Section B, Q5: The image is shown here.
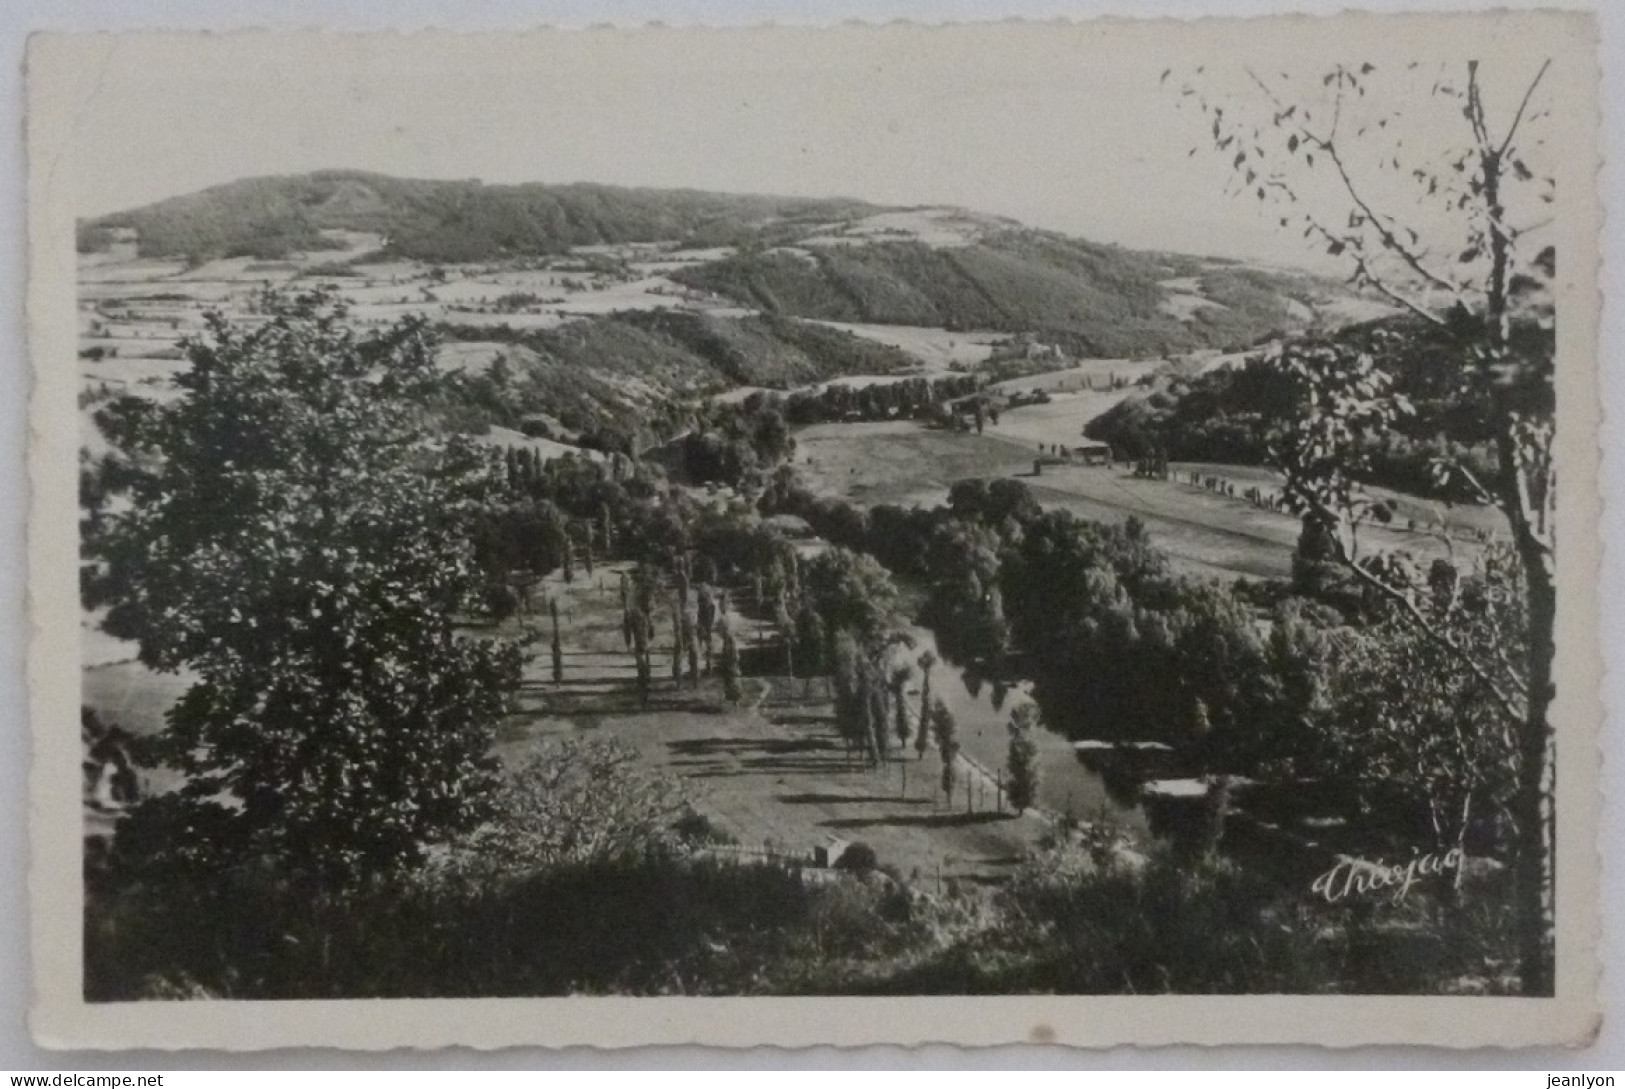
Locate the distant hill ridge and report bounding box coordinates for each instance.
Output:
[78,170,885,263]
[670,232,1342,357]
[80,170,1370,360]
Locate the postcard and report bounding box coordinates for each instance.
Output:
[27,10,1603,1049]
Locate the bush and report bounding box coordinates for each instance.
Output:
[671,809,736,845]
[991,849,1333,994]
[834,841,879,873]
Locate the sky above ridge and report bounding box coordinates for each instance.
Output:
[49,19,1564,274]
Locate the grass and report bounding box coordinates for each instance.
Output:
[494,563,1050,885]
[795,421,1037,509]
[1172,460,1509,541]
[793,419,1296,580]
[795,414,1492,582]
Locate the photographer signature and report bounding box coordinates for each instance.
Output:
[1311,848,1464,905]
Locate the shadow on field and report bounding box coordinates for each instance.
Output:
[777,792,932,807]
[821,812,1011,830]
[662,735,860,779]
[769,713,835,728]
[671,757,859,779]
[977,855,1027,867]
[523,688,727,715]
[668,736,837,757]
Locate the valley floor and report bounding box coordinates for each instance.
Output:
[487,563,1058,887]
[796,402,1502,583]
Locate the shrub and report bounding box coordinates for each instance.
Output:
[994,848,1333,994]
[834,841,879,873]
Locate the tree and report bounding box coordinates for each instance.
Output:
[448,737,687,877]
[696,585,717,676]
[775,595,797,689]
[915,650,936,759]
[890,664,913,750]
[599,501,616,558]
[628,571,655,706]
[796,603,826,699]
[867,665,890,762]
[619,573,633,648]
[558,521,575,584]
[549,597,564,686]
[931,697,960,805]
[86,291,520,881]
[1006,703,1041,815]
[939,749,960,807]
[802,547,901,648]
[831,632,871,761]
[632,612,652,706]
[671,593,685,684]
[682,603,700,688]
[719,620,742,704]
[1181,58,1558,992]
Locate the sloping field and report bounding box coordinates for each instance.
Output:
[493,564,1052,883]
[794,418,1478,582]
[475,426,603,462]
[988,388,1137,449]
[1022,471,1297,581]
[795,421,1037,509]
[1173,461,1510,542]
[806,321,1006,370]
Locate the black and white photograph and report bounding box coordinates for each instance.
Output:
[24,10,1604,1050]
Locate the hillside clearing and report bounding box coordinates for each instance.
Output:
[795,418,1486,581]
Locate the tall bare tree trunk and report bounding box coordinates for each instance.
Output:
[1512,512,1557,995]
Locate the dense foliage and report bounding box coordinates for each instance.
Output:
[767,475,1522,858]
[78,170,879,263]
[1178,56,1558,993]
[671,233,1323,355]
[1083,315,1555,500]
[86,831,1515,999]
[434,310,916,450]
[83,291,521,880]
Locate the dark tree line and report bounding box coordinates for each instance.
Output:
[771,473,1525,870]
[1084,325,1517,503]
[733,373,983,428]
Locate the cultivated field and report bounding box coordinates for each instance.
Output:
[796,410,1496,582]
[796,421,1037,509]
[805,321,1007,371]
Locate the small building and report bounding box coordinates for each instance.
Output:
[1072,441,1114,467]
[813,835,852,868]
